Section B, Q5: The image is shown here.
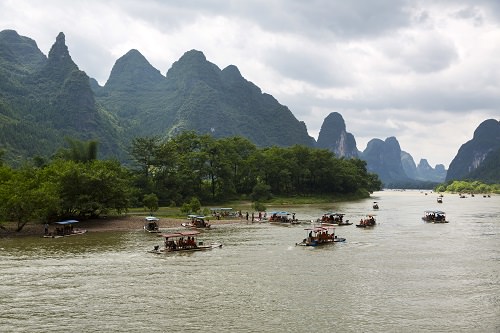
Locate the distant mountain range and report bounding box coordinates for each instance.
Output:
[315,112,447,186]
[0,30,498,185]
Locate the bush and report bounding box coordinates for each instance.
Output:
[250,182,271,201]
[253,201,266,212]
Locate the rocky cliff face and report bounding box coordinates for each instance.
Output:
[37,33,100,132]
[316,112,358,158]
[446,119,500,181]
[401,151,418,179]
[360,136,410,185]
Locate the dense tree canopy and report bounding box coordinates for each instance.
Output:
[129,132,382,205]
[0,155,132,231]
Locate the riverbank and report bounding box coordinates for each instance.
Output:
[0,215,244,237]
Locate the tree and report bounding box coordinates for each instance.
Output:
[0,166,59,231]
[250,182,271,201]
[130,136,161,179]
[180,197,202,215]
[54,138,99,162]
[0,149,5,166]
[143,193,159,214]
[42,159,132,218]
[127,132,381,204]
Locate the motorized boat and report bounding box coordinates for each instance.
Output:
[373,202,379,209]
[144,216,160,233]
[296,225,346,246]
[356,215,376,228]
[181,215,211,229]
[437,197,443,203]
[210,207,236,219]
[43,219,87,238]
[268,211,299,224]
[422,210,449,223]
[149,230,222,253]
[318,212,352,225]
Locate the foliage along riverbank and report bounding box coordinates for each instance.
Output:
[434,180,500,194]
[0,133,381,232]
[1,191,371,236]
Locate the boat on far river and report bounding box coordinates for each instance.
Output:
[43,220,87,238]
[422,210,449,223]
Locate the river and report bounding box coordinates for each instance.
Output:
[1,190,499,332]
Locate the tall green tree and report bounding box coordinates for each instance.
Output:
[0,166,59,231]
[143,193,159,214]
[54,138,99,162]
[130,136,162,179]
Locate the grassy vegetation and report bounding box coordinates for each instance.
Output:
[265,192,370,205]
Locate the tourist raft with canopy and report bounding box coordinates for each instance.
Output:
[422,210,448,223]
[356,215,376,228]
[44,220,87,238]
[296,225,346,247]
[318,212,352,226]
[181,215,211,229]
[144,216,160,233]
[149,230,222,253]
[268,211,299,224]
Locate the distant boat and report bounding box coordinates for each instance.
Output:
[437,197,443,203]
[372,202,379,209]
[422,210,449,223]
[44,219,87,238]
[356,215,376,228]
[317,212,352,226]
[181,215,211,229]
[268,211,299,224]
[144,216,160,233]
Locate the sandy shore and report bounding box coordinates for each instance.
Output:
[79,215,243,231]
[0,215,245,236]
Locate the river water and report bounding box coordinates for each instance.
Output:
[1,190,499,332]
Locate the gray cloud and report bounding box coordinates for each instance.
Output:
[264,47,354,88]
[231,0,413,39]
[393,34,458,73]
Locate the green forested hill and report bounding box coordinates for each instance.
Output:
[0,30,314,165]
[0,30,124,164]
[96,49,315,147]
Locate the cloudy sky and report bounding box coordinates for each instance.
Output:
[1,0,499,168]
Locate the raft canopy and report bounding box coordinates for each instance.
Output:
[54,220,79,225]
[424,210,445,214]
[161,230,200,238]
